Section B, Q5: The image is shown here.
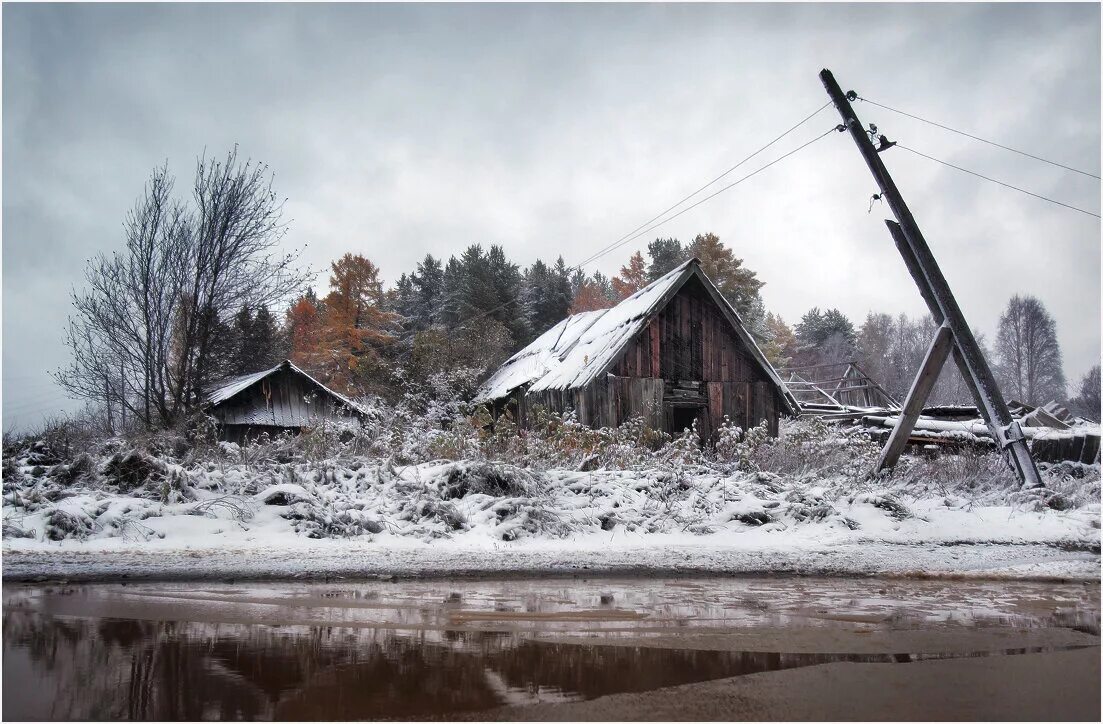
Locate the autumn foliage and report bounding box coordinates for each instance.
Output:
[288,254,399,394]
[611,251,648,300]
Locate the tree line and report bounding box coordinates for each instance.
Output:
[764,296,1099,419]
[57,150,1100,433]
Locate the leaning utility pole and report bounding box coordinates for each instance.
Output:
[819,68,1043,489]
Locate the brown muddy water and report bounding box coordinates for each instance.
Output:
[2,577,1099,720]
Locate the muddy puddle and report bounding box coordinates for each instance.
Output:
[3,577,1099,720]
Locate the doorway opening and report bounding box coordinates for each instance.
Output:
[669,405,703,438]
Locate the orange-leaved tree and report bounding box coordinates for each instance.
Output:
[611,251,648,300]
[570,280,615,314]
[287,290,325,371]
[318,254,399,394]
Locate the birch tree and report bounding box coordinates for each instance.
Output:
[994,294,1067,405]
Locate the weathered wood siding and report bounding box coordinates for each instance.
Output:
[612,276,763,383]
[211,366,360,440]
[522,276,784,439]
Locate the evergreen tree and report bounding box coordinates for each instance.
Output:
[549,257,573,319]
[794,307,857,367]
[569,268,587,299]
[522,258,571,336]
[250,304,284,369]
[393,273,418,330]
[591,271,617,304]
[646,237,688,280]
[687,233,765,323]
[439,256,465,329]
[487,244,527,343]
[412,254,445,330]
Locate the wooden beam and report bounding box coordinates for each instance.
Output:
[876,323,954,472]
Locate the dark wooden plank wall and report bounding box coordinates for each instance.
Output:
[609,276,781,437]
[613,277,761,384]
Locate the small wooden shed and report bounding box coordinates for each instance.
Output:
[204,360,365,443]
[474,258,798,440]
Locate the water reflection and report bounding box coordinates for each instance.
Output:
[3,577,1100,720]
[3,609,1093,721]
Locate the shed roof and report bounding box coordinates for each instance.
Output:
[475,259,797,413]
[204,360,366,420]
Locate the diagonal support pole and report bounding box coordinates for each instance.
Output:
[875,322,953,472]
[820,68,1043,488]
[885,221,985,414]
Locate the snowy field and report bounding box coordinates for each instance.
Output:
[3,418,1099,582]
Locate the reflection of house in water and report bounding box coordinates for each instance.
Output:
[204,360,365,444]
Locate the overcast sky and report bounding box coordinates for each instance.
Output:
[3,2,1100,430]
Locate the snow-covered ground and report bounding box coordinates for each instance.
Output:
[4,443,1099,581]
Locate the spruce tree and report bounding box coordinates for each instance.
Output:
[646,238,688,280]
[412,254,444,330]
[251,304,283,369]
[440,256,465,329]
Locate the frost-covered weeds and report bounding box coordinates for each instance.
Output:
[3,405,1099,546]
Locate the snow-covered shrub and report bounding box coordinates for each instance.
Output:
[2,516,35,539]
[43,508,96,541]
[290,503,386,539]
[851,492,914,521]
[415,498,468,531]
[52,453,96,486]
[746,418,880,484]
[101,450,168,494]
[714,417,744,464]
[441,462,544,499]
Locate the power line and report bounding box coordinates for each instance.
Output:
[897,144,1101,219]
[576,100,834,269]
[858,96,1101,180]
[400,102,837,332]
[580,125,840,268]
[453,124,840,333]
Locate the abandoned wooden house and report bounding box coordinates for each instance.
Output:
[474,258,798,440]
[204,360,365,443]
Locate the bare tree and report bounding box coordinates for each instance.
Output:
[55,148,309,429]
[1070,364,1101,422]
[993,294,1067,406]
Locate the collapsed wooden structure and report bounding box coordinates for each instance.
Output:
[799,398,1101,465]
[475,259,798,440]
[781,361,900,411]
[204,360,365,443]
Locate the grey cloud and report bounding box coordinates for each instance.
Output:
[3,2,1099,430]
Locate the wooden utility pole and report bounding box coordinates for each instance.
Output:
[819,68,1043,488]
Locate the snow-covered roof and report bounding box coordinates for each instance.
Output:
[475,259,797,412]
[204,360,366,417]
[473,309,608,402]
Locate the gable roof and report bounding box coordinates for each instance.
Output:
[205,360,366,418]
[475,259,797,413]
